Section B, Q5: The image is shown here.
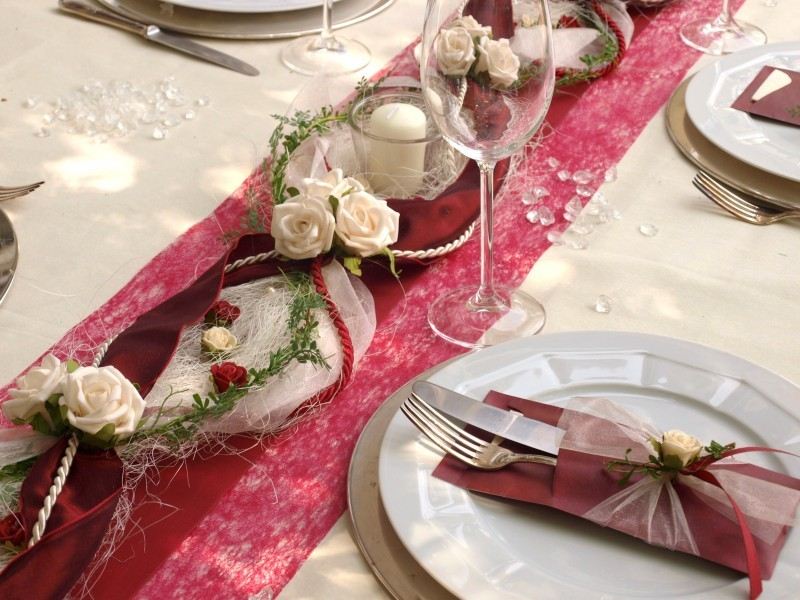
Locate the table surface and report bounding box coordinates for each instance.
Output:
[1,0,799,598]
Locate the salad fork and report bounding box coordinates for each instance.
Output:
[0,181,44,202]
[401,393,557,470]
[693,171,800,225]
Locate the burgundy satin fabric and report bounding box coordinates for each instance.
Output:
[433,392,800,591]
[0,438,123,600]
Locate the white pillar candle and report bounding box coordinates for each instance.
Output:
[367,102,427,197]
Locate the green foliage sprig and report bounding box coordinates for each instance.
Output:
[556,18,620,87]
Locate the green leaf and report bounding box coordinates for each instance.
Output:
[30,413,54,436]
[662,454,685,470]
[94,422,117,442]
[342,256,363,277]
[65,359,80,373]
[380,246,399,278]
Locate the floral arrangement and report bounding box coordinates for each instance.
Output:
[270,168,399,276]
[435,15,525,89]
[607,428,735,486]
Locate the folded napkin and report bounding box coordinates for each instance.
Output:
[433,392,800,599]
[731,66,800,127]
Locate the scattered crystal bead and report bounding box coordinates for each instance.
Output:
[195,96,210,107]
[525,209,539,223]
[571,170,593,185]
[556,169,571,182]
[546,231,562,244]
[522,192,539,206]
[571,221,594,235]
[546,156,560,169]
[594,295,612,314]
[590,191,607,205]
[161,114,182,128]
[565,196,583,215]
[566,235,588,250]
[34,127,50,138]
[563,211,576,222]
[23,96,40,108]
[183,109,196,120]
[539,206,555,226]
[604,166,618,182]
[575,184,593,197]
[761,0,777,6]
[532,185,549,199]
[639,223,658,237]
[152,126,167,140]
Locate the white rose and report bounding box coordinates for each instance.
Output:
[450,15,492,38]
[660,430,703,467]
[335,191,399,257]
[475,37,520,88]
[302,168,365,201]
[3,354,67,424]
[435,27,476,77]
[59,366,144,436]
[201,326,238,354]
[271,194,335,260]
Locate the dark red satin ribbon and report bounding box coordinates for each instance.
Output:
[0,438,123,600]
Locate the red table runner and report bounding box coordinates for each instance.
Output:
[0,1,744,597]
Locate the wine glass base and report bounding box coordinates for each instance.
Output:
[280,35,371,76]
[427,285,546,349]
[680,18,767,55]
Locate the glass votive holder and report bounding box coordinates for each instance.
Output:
[348,88,465,199]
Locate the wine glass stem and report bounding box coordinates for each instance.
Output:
[322,0,334,43]
[475,160,498,307]
[717,0,732,25]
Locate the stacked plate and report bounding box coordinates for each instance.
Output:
[668,42,800,206]
[95,0,394,39]
[349,332,800,599]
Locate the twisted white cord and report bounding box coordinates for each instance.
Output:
[28,434,79,548]
[391,221,475,259]
[92,339,113,366]
[224,251,280,274]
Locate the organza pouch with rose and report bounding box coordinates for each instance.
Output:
[433,392,800,600]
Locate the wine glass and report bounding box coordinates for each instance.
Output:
[680,0,766,55]
[420,0,555,348]
[281,0,371,75]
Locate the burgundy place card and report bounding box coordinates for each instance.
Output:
[731,66,800,127]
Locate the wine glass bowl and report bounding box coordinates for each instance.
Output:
[420,0,555,348]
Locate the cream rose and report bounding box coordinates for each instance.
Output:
[660,430,703,467]
[3,354,67,424]
[475,37,520,88]
[302,168,365,201]
[271,194,335,260]
[60,366,144,436]
[435,27,476,77]
[450,15,492,38]
[201,326,238,354]
[335,191,399,257]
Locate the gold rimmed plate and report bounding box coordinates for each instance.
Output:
[666,77,800,208]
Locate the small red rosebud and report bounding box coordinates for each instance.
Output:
[210,362,248,392]
[205,300,241,326]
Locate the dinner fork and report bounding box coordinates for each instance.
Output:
[401,393,557,470]
[692,171,800,225]
[0,181,44,202]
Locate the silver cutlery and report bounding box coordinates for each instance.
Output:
[0,181,44,202]
[412,381,564,455]
[693,170,800,225]
[401,393,558,470]
[58,0,259,77]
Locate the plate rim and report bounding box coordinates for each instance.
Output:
[685,41,800,183]
[378,330,800,599]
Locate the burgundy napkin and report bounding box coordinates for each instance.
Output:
[731,66,800,127]
[433,391,800,584]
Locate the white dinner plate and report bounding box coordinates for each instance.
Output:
[685,42,800,183]
[164,0,329,13]
[378,331,800,599]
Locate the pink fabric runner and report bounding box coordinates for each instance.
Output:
[0,1,744,597]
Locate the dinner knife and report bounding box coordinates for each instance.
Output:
[58,0,259,77]
[412,381,564,455]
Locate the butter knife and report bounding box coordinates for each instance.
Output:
[0,209,18,306]
[58,0,259,77]
[412,381,564,455]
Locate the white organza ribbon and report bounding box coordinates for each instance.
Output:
[556,398,800,553]
[0,428,59,469]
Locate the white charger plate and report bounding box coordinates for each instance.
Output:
[165,0,328,13]
[685,42,800,183]
[378,331,800,599]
